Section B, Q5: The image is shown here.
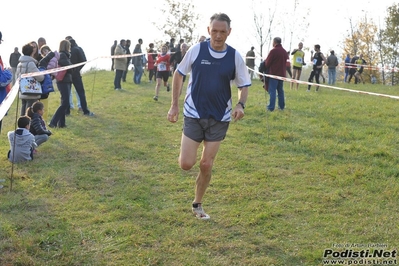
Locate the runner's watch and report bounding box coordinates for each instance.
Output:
[237,101,246,109]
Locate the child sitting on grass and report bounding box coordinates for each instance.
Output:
[7,116,37,163]
[26,101,52,147]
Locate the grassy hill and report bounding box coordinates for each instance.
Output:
[0,70,398,265]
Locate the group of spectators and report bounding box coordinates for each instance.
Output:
[0,33,95,164]
[248,42,372,111]
[111,37,192,101]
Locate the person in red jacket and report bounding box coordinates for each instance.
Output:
[264,37,288,111]
[147,43,157,83]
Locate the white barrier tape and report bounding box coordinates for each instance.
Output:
[245,55,399,73]
[0,81,19,122]
[2,59,398,123]
[254,67,399,100]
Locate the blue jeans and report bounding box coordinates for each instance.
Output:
[267,78,285,111]
[72,73,90,114]
[134,65,143,84]
[69,88,81,109]
[328,68,336,85]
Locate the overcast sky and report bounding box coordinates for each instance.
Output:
[0,0,392,70]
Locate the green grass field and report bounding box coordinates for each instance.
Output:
[0,70,398,265]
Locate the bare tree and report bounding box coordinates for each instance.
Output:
[285,0,309,52]
[154,0,200,46]
[251,0,277,59]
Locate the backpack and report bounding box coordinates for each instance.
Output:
[258,60,266,75]
[258,60,269,91]
[38,67,54,99]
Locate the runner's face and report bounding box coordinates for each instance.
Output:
[208,20,231,51]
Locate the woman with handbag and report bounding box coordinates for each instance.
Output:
[48,40,73,128]
[16,43,44,116]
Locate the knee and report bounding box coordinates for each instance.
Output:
[199,159,213,173]
[179,157,195,171]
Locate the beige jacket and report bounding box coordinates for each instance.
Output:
[16,55,44,100]
[114,44,127,70]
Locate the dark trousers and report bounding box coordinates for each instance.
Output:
[71,73,90,114]
[50,82,71,127]
[308,69,320,90]
[122,61,129,81]
[114,70,123,89]
[149,69,156,81]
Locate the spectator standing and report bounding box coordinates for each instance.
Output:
[133,39,144,84]
[9,47,21,86]
[170,42,188,75]
[348,55,359,83]
[307,44,326,92]
[198,35,207,42]
[30,41,40,62]
[170,43,188,93]
[354,54,366,84]
[16,43,44,116]
[111,40,117,71]
[0,31,13,133]
[147,43,157,83]
[37,37,46,61]
[48,40,73,128]
[65,37,94,116]
[290,42,305,90]
[326,50,338,85]
[113,39,126,90]
[176,38,184,52]
[344,54,351,82]
[245,46,255,79]
[167,13,250,220]
[122,39,131,82]
[264,37,288,111]
[169,38,176,52]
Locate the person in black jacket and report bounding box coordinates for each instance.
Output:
[348,55,359,84]
[65,36,94,116]
[122,39,131,82]
[26,101,51,147]
[49,40,73,128]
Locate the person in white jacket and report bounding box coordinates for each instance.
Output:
[16,42,44,116]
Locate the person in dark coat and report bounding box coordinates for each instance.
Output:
[122,39,131,82]
[111,40,117,71]
[9,47,21,85]
[49,40,73,128]
[348,55,359,84]
[65,36,94,116]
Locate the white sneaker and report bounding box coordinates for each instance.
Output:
[192,204,210,220]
